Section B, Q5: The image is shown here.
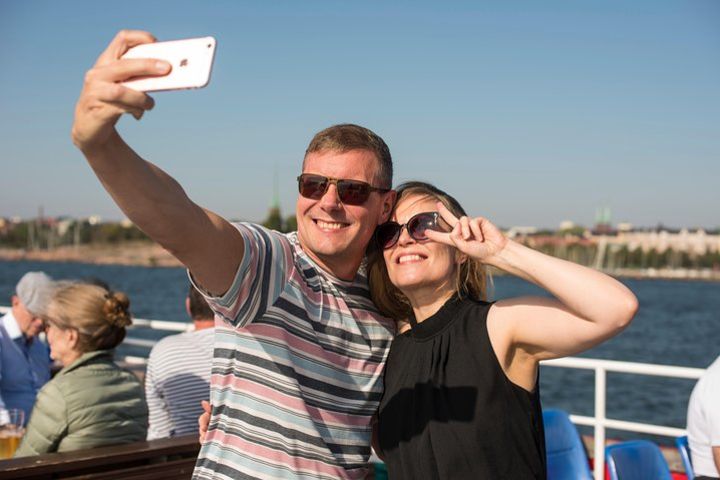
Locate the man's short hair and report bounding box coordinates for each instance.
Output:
[15,271,55,316]
[305,124,393,189]
[188,285,214,321]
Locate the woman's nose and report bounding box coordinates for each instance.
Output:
[397,225,415,246]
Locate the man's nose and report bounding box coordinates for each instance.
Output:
[318,184,342,209]
[30,317,44,333]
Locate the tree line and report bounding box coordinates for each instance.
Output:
[3,217,718,271]
[530,241,720,271]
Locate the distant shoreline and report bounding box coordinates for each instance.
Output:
[0,242,181,268]
[2,243,719,281]
[602,267,720,282]
[489,267,720,282]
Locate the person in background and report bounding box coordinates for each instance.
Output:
[14,283,147,456]
[368,182,638,479]
[0,272,54,424]
[145,285,214,439]
[687,355,720,480]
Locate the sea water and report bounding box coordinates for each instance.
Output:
[2,259,718,442]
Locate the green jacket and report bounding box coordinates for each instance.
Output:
[15,349,148,456]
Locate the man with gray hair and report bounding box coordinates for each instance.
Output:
[0,272,54,424]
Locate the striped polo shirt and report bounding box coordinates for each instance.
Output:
[191,223,395,480]
[145,327,214,439]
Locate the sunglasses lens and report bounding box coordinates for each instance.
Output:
[376,223,401,249]
[408,213,440,240]
[337,181,371,205]
[298,175,328,199]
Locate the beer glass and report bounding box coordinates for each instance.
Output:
[0,409,25,459]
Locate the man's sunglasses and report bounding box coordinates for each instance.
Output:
[297,174,390,206]
[375,211,450,249]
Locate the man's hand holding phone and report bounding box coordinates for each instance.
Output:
[70,29,241,307]
[72,30,169,152]
[120,37,216,92]
[71,31,216,153]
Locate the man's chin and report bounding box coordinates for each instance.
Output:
[299,227,370,260]
[313,243,351,259]
[312,239,367,263]
[303,231,349,253]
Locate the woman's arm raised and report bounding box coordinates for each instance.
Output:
[425,202,638,367]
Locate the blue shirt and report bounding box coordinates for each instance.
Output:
[0,311,51,424]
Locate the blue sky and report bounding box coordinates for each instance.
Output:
[1,1,718,229]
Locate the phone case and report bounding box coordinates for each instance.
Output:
[121,36,216,92]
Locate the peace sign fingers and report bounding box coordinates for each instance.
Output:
[435,201,459,230]
[436,201,476,241]
[422,202,458,246]
[468,216,486,243]
[424,227,455,246]
[428,203,507,262]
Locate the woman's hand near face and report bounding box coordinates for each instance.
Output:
[423,202,508,263]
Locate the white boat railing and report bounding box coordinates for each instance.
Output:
[0,305,190,364]
[542,356,703,480]
[121,316,192,365]
[0,305,704,478]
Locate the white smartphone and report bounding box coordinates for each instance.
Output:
[120,36,217,92]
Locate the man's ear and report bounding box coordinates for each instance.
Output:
[67,328,80,350]
[11,295,20,308]
[379,190,396,223]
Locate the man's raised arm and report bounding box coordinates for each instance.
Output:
[71,30,242,295]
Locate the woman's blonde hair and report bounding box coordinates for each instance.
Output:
[368,181,490,320]
[45,283,132,353]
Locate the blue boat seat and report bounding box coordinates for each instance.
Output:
[542,408,593,480]
[605,440,672,480]
[676,435,694,479]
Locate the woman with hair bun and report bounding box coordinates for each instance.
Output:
[15,283,148,456]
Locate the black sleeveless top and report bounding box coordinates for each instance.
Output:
[377,297,546,479]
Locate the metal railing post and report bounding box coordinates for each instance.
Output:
[594,367,606,480]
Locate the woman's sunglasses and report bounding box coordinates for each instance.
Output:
[375,211,450,249]
[297,174,390,206]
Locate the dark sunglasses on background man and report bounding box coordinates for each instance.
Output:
[297,174,390,206]
[375,212,451,249]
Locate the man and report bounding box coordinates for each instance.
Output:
[72,31,396,478]
[0,272,54,424]
[687,355,720,480]
[145,285,215,440]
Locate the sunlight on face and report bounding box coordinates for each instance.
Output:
[296,149,391,278]
[382,194,458,297]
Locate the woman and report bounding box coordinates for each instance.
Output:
[15,283,148,456]
[369,182,638,479]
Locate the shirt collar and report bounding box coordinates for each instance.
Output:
[1,311,24,340]
[59,350,114,375]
